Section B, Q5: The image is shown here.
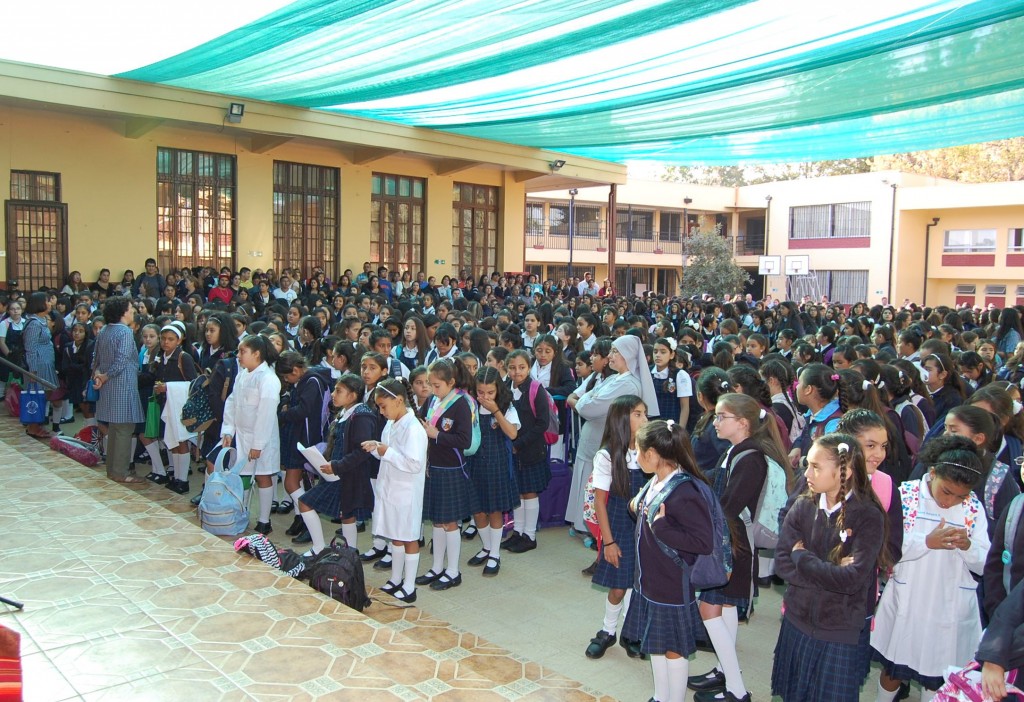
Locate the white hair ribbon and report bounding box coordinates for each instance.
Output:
[862,379,872,391]
[666,419,676,429]
[721,381,729,389]
[837,442,850,454]
[759,408,767,420]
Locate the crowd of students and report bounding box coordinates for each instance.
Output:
[5,258,1024,702]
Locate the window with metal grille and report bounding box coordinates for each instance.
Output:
[6,170,67,290]
[616,208,655,240]
[660,212,682,242]
[943,229,996,253]
[549,204,602,238]
[452,183,499,280]
[156,147,236,275]
[986,284,1007,296]
[809,270,868,304]
[272,161,339,280]
[790,202,870,239]
[615,266,655,296]
[370,173,424,272]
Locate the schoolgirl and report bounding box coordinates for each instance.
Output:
[621,419,715,702]
[530,334,575,398]
[0,299,25,397]
[221,335,282,535]
[967,384,1024,475]
[60,322,97,439]
[409,365,432,413]
[415,358,477,590]
[197,312,238,373]
[772,434,888,702]
[577,313,598,352]
[585,395,648,661]
[959,351,993,391]
[689,393,791,702]
[369,328,409,380]
[790,363,847,465]
[299,373,377,555]
[760,358,803,447]
[466,367,521,577]
[275,351,334,543]
[651,338,692,427]
[873,434,992,702]
[921,352,966,442]
[689,368,734,474]
[504,349,553,553]
[521,310,542,349]
[142,322,198,493]
[485,347,510,385]
[456,351,479,378]
[358,351,396,567]
[329,339,363,377]
[364,377,428,603]
[556,321,581,365]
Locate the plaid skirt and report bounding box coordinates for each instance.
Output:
[873,650,944,691]
[515,456,551,494]
[424,465,477,523]
[469,431,520,514]
[592,472,647,590]
[771,617,870,702]
[621,592,698,657]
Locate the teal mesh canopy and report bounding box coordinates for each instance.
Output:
[118,0,1024,164]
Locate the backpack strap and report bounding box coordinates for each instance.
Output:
[528,380,540,419]
[644,473,692,572]
[1002,494,1024,595]
[899,480,921,534]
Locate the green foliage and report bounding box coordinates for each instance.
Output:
[661,160,871,186]
[679,227,752,300]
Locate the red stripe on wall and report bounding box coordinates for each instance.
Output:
[1007,254,1024,266]
[788,237,870,249]
[942,254,995,266]
[956,296,975,306]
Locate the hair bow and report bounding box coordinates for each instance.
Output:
[759,408,767,420]
[837,442,850,454]
[831,374,840,381]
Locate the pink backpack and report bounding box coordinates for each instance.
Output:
[870,470,893,511]
[528,381,560,445]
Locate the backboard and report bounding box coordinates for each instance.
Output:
[758,255,781,275]
[785,255,810,276]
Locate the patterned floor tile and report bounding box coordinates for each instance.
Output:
[20,651,80,702]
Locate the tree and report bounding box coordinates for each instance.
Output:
[873,138,1024,182]
[679,227,752,300]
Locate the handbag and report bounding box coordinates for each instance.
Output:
[19,383,46,424]
[144,396,161,439]
[85,377,99,403]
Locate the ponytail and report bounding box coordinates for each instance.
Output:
[636,419,709,485]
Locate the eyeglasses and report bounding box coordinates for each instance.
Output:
[712,413,739,423]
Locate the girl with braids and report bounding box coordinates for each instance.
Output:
[465,367,521,577]
[872,434,991,702]
[621,419,716,702]
[416,357,478,590]
[772,434,888,702]
[300,373,376,555]
[584,395,649,662]
[362,377,427,603]
[690,368,734,473]
[689,394,790,702]
[789,363,847,468]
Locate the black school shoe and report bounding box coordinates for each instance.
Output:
[462,524,478,541]
[254,521,272,536]
[502,532,523,549]
[687,668,725,692]
[482,557,500,577]
[429,573,462,591]
[619,636,644,659]
[166,479,190,495]
[693,691,750,702]
[285,515,305,537]
[146,472,169,485]
[584,630,616,659]
[505,535,536,553]
[359,546,387,562]
[372,556,393,571]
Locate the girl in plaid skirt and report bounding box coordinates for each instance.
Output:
[772,434,888,702]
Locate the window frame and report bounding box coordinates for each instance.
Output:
[789,201,871,240]
[370,172,425,272]
[943,228,996,253]
[272,161,340,280]
[452,182,499,280]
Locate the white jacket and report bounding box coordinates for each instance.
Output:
[222,362,282,476]
[371,409,427,542]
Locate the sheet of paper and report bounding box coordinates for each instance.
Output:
[297,442,338,482]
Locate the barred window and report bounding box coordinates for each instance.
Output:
[273,161,339,279]
[790,202,870,239]
[452,183,499,280]
[370,173,424,271]
[6,170,66,290]
[156,147,236,274]
[943,229,996,253]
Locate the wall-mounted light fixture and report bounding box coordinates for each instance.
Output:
[227,103,246,123]
[549,159,566,172]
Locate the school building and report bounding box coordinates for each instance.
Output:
[2,60,1023,309]
[527,173,1024,307]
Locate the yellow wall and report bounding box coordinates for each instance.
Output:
[0,103,526,284]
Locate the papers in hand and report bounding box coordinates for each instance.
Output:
[297,442,337,482]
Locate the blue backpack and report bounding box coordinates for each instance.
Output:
[635,472,732,591]
[197,448,250,536]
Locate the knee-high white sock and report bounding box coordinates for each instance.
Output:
[372,535,387,551]
[63,402,74,421]
[488,526,503,559]
[512,504,525,535]
[289,487,305,516]
[172,452,189,481]
[340,522,358,550]
[84,417,98,428]
[403,552,420,595]
[130,437,137,460]
[258,486,274,523]
[665,656,689,702]
[651,655,670,702]
[444,529,461,577]
[146,443,166,475]
[705,616,746,696]
[300,510,326,554]
[722,605,740,642]
[876,681,899,702]
[472,524,491,560]
[622,589,633,619]
[430,526,447,574]
[602,597,624,635]
[389,544,406,585]
[523,497,540,539]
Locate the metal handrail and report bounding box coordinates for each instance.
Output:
[0,355,58,390]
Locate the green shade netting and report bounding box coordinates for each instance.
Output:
[118,0,1024,165]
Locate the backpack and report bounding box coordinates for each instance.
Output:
[462,391,481,457]
[900,478,980,536]
[932,660,1024,702]
[1000,493,1024,596]
[634,472,732,590]
[729,449,789,549]
[233,533,306,578]
[528,380,560,445]
[197,448,251,536]
[49,435,101,467]
[180,373,215,434]
[895,398,928,460]
[303,538,369,611]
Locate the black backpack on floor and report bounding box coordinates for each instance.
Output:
[303,538,369,611]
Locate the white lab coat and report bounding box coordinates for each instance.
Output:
[221,362,282,476]
[371,409,427,542]
[871,475,990,678]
